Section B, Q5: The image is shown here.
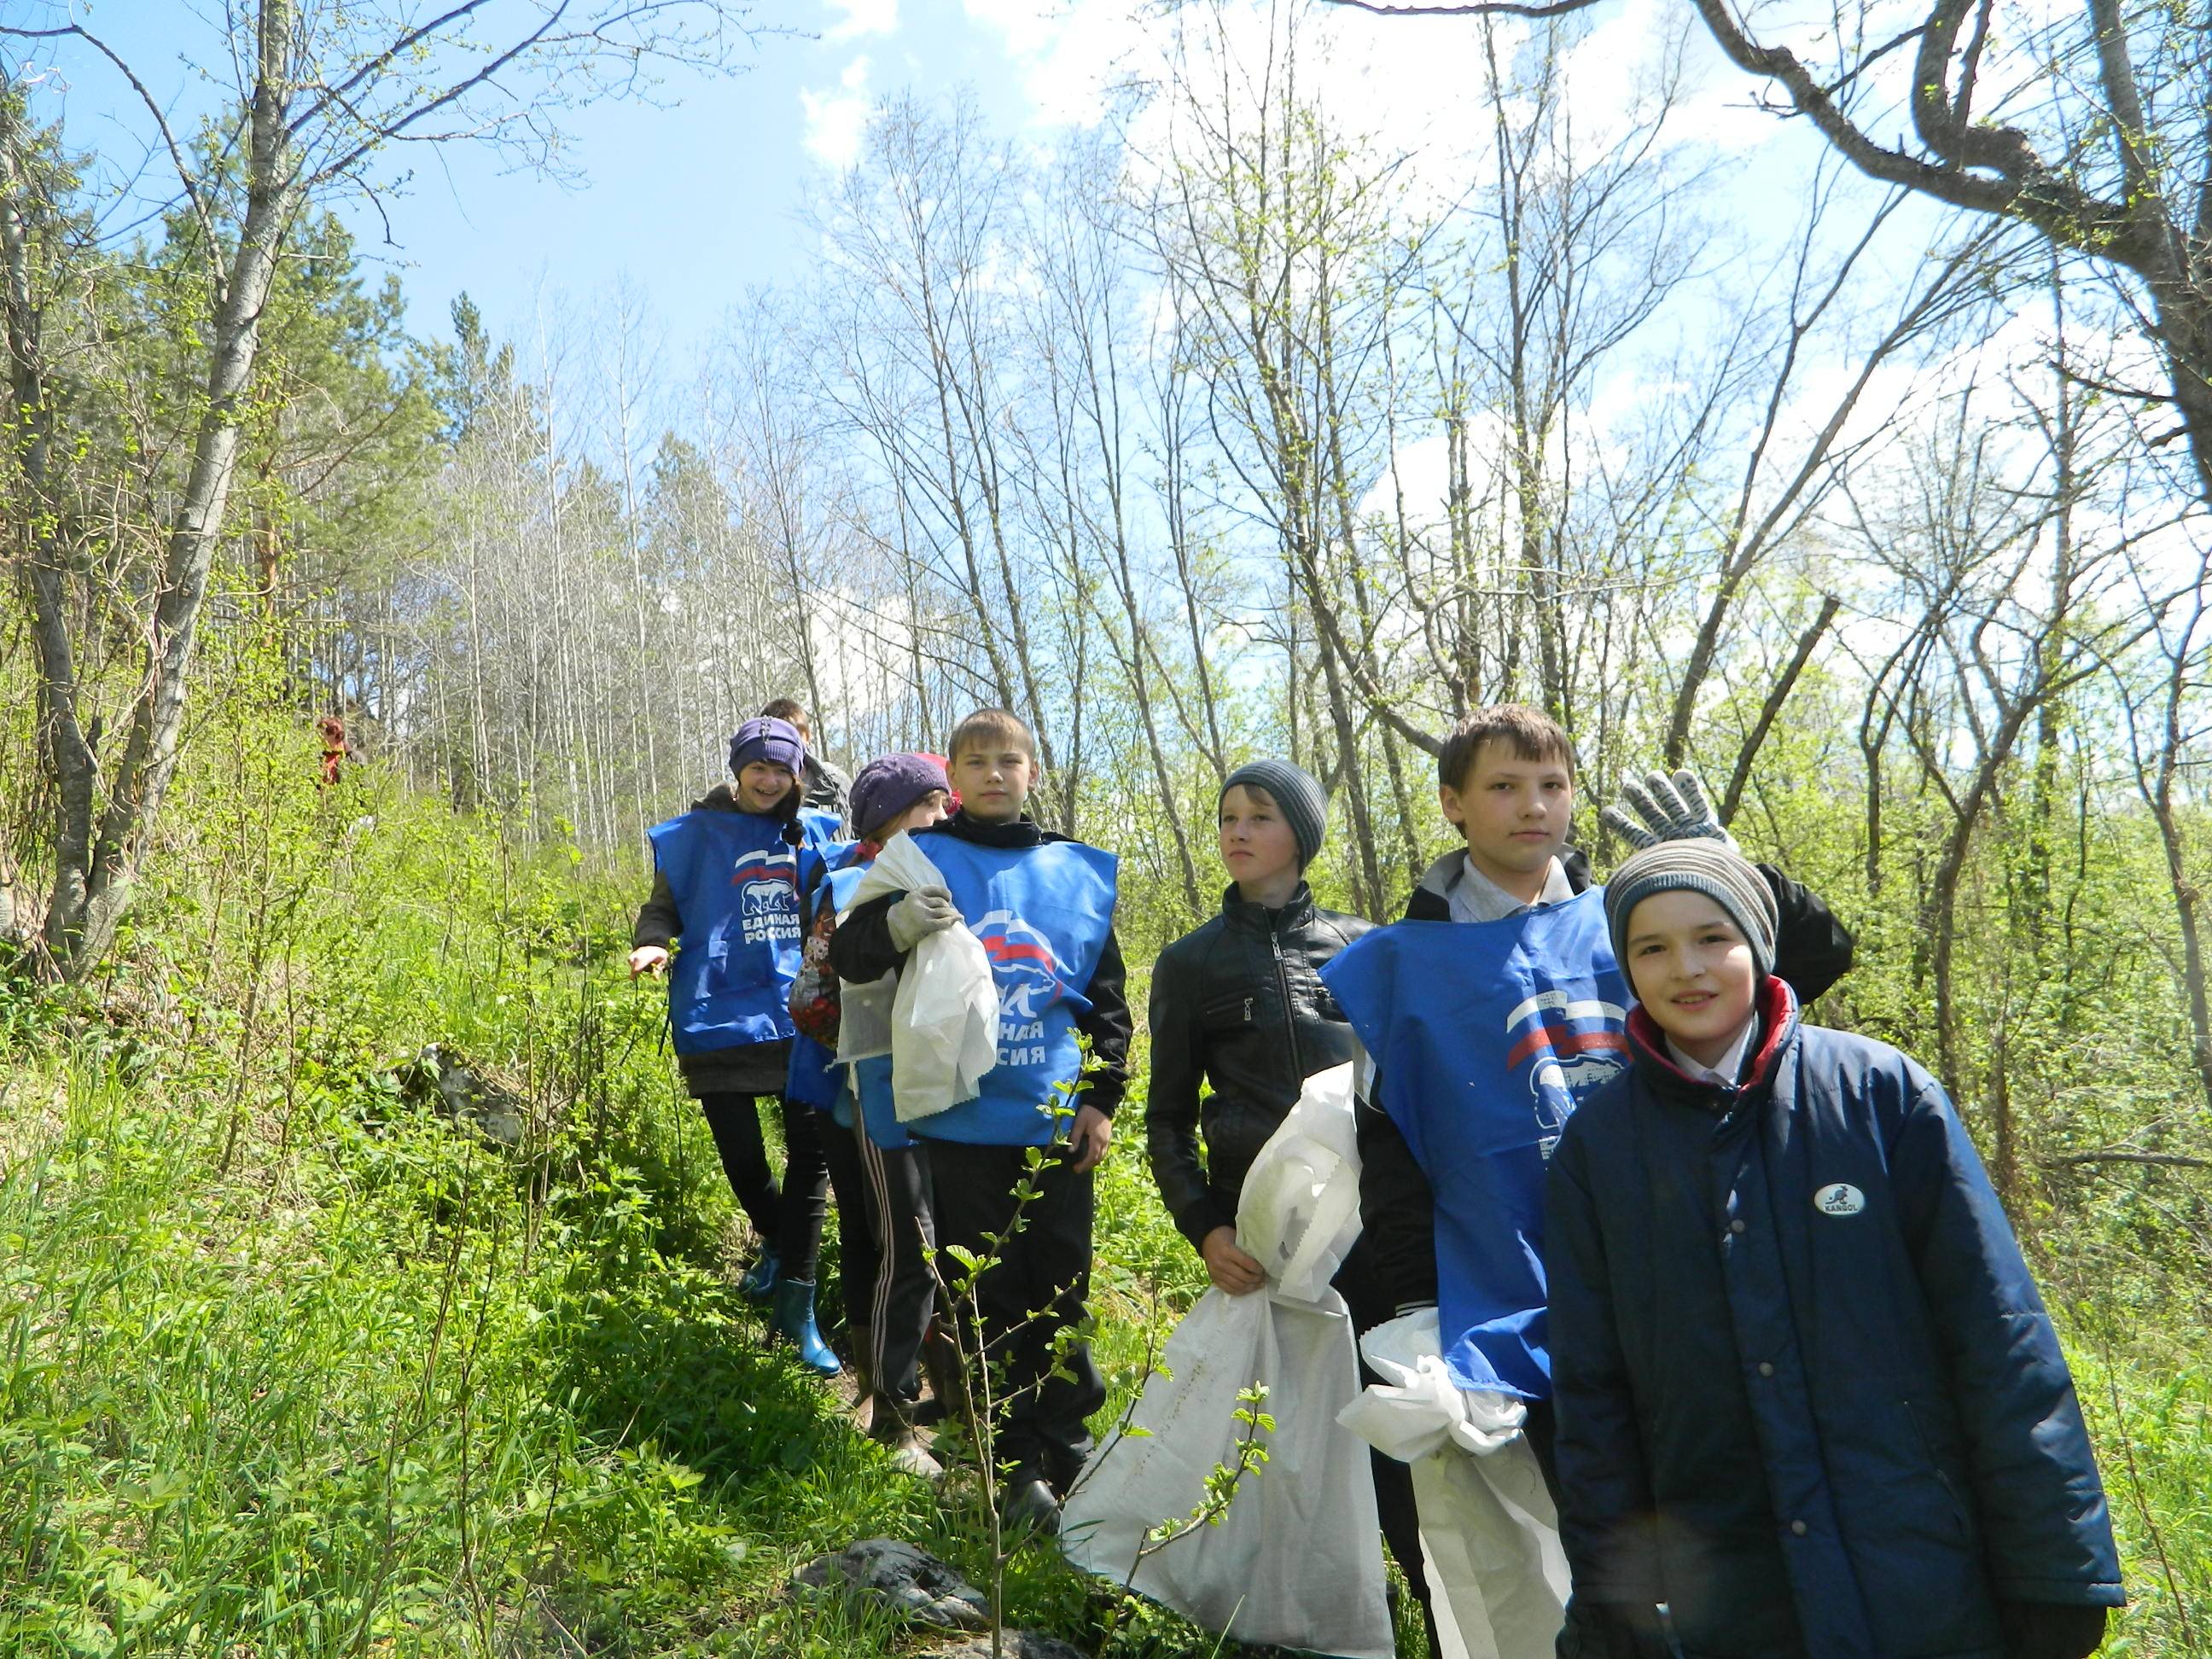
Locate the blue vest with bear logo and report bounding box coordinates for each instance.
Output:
[648,806,841,1055]
[908,834,1117,1147]
[1321,889,1628,1398]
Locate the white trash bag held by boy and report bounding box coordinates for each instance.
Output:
[1338,1309,1569,1659]
[1062,1062,1393,1659]
[845,830,998,1121]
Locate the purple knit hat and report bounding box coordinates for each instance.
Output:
[850,752,952,841]
[728,716,806,778]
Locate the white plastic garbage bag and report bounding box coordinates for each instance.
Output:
[846,832,998,1121]
[832,967,894,1067]
[1062,1064,1394,1659]
[1338,1311,1569,1659]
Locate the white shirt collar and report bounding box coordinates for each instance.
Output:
[1665,1012,1761,1088]
[1446,853,1574,925]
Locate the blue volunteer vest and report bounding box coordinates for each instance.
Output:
[907,833,1118,1147]
[814,859,911,1147]
[852,1056,905,1149]
[1320,888,1628,1398]
[647,806,842,1055]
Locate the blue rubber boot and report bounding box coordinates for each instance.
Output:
[771,1278,842,1377]
[739,1248,780,1303]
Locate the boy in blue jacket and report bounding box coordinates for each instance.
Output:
[1545,837,2123,1658]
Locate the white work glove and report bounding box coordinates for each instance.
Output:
[1603,767,1738,853]
[886,885,959,951]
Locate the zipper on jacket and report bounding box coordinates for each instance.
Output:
[1271,929,1303,1078]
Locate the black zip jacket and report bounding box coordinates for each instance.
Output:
[1146,882,1375,1248]
[1355,846,1857,1315]
[827,809,1130,1118]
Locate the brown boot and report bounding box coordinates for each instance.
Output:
[870,1402,945,1479]
[847,1324,876,1435]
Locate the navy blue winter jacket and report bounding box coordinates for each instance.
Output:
[1545,977,2122,1659]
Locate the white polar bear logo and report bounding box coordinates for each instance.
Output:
[741,878,791,917]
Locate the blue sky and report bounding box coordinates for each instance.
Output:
[20,0,1062,352]
[15,0,1959,422]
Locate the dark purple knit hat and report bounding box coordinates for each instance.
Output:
[850,752,952,841]
[728,716,806,778]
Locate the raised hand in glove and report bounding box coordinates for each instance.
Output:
[886,885,960,951]
[1603,767,1738,853]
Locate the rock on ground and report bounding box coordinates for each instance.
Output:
[928,1633,1087,1659]
[788,1538,990,1631]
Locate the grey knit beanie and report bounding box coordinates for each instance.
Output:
[1221,760,1328,870]
[1605,839,1778,979]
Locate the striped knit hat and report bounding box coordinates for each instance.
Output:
[1604,838,1778,979]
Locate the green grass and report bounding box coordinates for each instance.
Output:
[0,740,1252,1656]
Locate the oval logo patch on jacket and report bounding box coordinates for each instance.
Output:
[1813,1182,1866,1216]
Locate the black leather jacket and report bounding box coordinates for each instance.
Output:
[1146,882,1375,1248]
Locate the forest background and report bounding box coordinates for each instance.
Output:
[2,0,2209,1652]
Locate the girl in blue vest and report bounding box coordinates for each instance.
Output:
[1546,838,2122,1659]
[629,715,845,1374]
[789,752,955,1477]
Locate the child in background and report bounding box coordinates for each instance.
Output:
[630,715,844,1375]
[1145,760,1437,1647]
[789,752,953,1476]
[1545,837,2123,1658]
[830,708,1127,1537]
[759,696,853,828]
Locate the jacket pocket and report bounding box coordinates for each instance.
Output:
[1200,991,1257,1032]
[1901,1396,1975,1543]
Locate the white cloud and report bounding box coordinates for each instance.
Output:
[825,0,899,41]
[961,0,1140,127]
[800,55,874,169]
[1558,0,1778,155]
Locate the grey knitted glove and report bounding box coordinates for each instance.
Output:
[886,885,959,951]
[1602,768,1738,853]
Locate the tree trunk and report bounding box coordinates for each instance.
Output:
[2151,684,2212,1114]
[32,3,299,975]
[1718,595,1840,825]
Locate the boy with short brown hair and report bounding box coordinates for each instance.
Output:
[829,707,1127,1535]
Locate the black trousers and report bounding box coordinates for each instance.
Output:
[855,1131,938,1413]
[696,1091,830,1284]
[813,1110,939,1413]
[817,1112,877,1325]
[923,1138,1106,1492]
[1331,1228,1441,1644]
